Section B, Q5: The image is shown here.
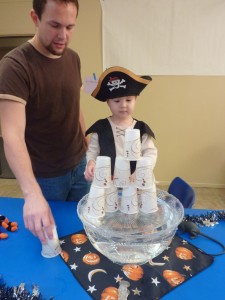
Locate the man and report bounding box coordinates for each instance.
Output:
[0,0,89,243]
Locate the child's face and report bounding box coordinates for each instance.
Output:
[107,96,137,119]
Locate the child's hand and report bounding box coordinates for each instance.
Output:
[84,160,96,181]
[130,172,136,183]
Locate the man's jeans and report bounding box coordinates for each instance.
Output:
[36,156,90,202]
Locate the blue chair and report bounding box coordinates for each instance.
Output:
[167,177,196,208]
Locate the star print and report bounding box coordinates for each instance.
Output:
[74,247,81,252]
[87,285,97,293]
[114,274,123,283]
[182,240,188,244]
[183,265,191,271]
[70,263,78,270]
[151,277,160,286]
[59,239,65,245]
[132,287,141,295]
[162,255,169,261]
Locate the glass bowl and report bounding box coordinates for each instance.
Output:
[77,189,184,265]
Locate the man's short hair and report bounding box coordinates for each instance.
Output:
[33,0,79,20]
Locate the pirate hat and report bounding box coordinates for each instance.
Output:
[91,66,152,101]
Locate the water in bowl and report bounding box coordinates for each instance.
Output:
[78,190,184,265]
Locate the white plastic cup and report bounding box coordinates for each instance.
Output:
[124,129,141,160]
[113,156,131,187]
[135,157,155,189]
[41,225,62,258]
[105,185,119,212]
[92,156,112,188]
[138,184,158,213]
[87,185,105,217]
[120,185,139,214]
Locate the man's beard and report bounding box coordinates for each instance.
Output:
[46,43,66,56]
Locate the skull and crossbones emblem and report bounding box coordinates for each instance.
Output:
[107,76,126,91]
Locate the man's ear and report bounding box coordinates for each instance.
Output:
[30,9,39,26]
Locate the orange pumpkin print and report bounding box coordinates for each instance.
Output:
[122,264,144,281]
[101,286,118,300]
[71,233,87,245]
[163,270,185,286]
[61,250,69,262]
[175,247,194,260]
[83,252,100,265]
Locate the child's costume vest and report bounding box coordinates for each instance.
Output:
[86,118,155,175]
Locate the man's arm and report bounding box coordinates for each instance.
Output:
[0,100,54,243]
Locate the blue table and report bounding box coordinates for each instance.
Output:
[0,197,225,299]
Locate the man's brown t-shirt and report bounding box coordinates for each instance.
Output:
[0,42,86,177]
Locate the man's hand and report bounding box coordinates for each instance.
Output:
[23,194,55,244]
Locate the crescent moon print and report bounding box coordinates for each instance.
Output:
[60,230,214,300]
[149,259,165,266]
[88,269,107,282]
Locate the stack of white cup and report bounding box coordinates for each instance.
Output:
[113,156,131,188]
[87,156,120,217]
[87,184,106,218]
[87,129,158,217]
[120,185,139,214]
[135,156,158,213]
[92,156,112,188]
[119,129,158,214]
[124,129,141,161]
